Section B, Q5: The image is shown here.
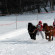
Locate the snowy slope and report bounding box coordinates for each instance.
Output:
[0,12,55,55]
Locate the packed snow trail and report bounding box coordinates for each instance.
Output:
[0,28,27,41]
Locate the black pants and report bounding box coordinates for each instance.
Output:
[29,31,37,40]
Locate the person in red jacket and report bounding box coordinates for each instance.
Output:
[36,21,44,39]
[53,19,55,36]
[53,19,55,29]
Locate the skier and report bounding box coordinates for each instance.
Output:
[36,21,44,39]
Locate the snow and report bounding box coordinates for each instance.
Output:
[0,12,55,55]
[0,28,27,41]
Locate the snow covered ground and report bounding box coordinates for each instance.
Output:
[0,12,55,55]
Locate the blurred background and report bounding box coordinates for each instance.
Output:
[0,0,55,16]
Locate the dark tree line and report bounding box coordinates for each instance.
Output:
[0,0,55,15]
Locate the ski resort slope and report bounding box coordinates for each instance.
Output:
[0,12,55,55]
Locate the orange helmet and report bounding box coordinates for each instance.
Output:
[39,21,42,24]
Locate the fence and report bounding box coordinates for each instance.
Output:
[0,11,55,34]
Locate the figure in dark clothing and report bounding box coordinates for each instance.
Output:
[28,23,38,40]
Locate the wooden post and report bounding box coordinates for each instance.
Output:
[16,14,17,29]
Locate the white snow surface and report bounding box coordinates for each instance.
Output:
[0,12,55,55]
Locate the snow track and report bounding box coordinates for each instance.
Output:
[0,28,27,41]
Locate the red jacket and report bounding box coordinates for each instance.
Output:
[53,22,55,26]
[53,22,55,29]
[37,24,43,31]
